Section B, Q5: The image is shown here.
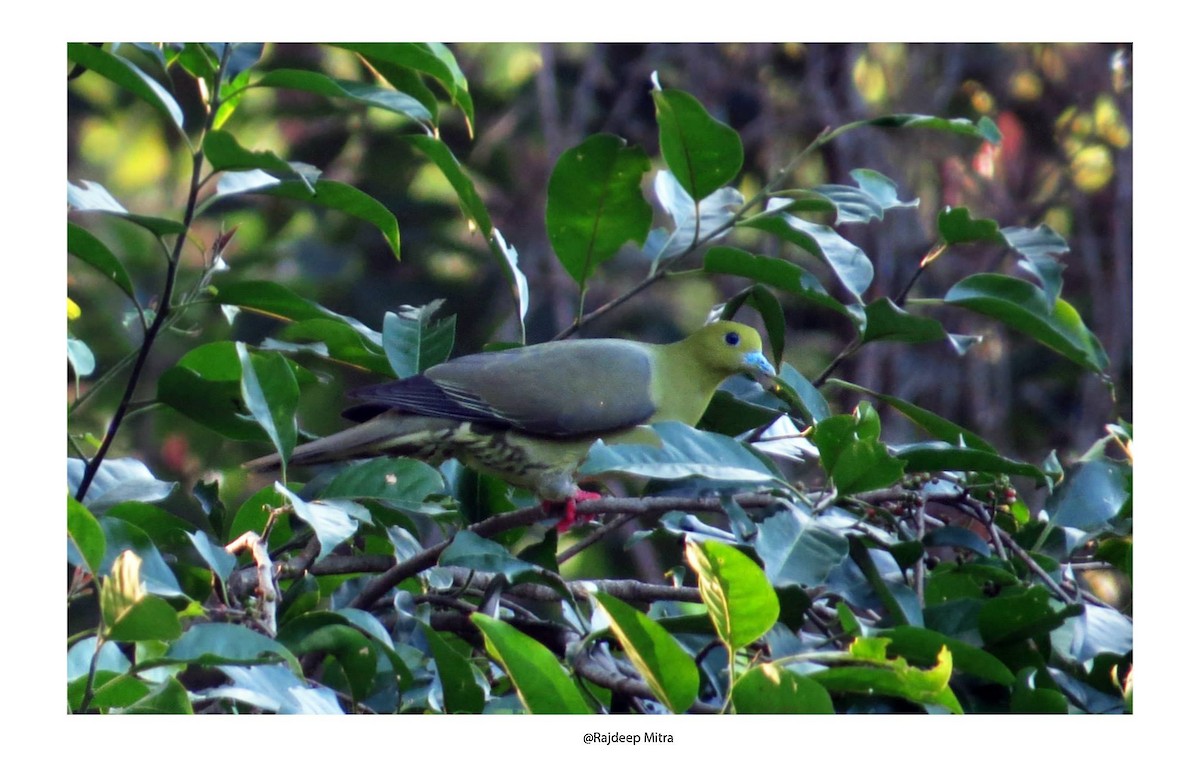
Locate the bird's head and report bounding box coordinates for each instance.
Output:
[687,321,776,383]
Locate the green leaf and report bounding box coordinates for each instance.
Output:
[810,640,963,713]
[811,405,906,495]
[205,663,342,713]
[755,508,848,588]
[862,298,948,344]
[123,678,193,714]
[260,179,401,259]
[96,518,183,597]
[472,614,592,714]
[653,88,743,201]
[67,180,187,237]
[732,663,835,714]
[237,343,299,470]
[107,595,183,642]
[937,206,1001,245]
[685,539,779,651]
[649,170,742,261]
[424,624,486,713]
[880,626,1014,685]
[402,135,492,236]
[1002,225,1070,308]
[848,537,923,627]
[754,201,874,302]
[547,133,653,285]
[276,320,392,375]
[275,485,362,563]
[286,622,378,702]
[202,130,318,191]
[703,246,859,323]
[68,223,136,302]
[922,526,993,558]
[439,531,542,582]
[810,169,919,226]
[382,301,456,379]
[979,586,1080,647]
[849,168,922,213]
[868,113,1001,144]
[944,273,1109,373]
[163,623,295,668]
[68,495,105,574]
[827,379,994,452]
[67,43,184,131]
[186,531,237,585]
[157,342,267,442]
[254,68,433,127]
[67,337,95,379]
[894,442,1049,482]
[320,458,446,513]
[1045,459,1130,530]
[67,457,177,510]
[579,421,781,485]
[595,593,699,713]
[336,43,475,131]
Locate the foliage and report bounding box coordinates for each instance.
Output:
[67,42,1131,715]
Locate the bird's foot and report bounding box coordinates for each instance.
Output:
[543,490,602,533]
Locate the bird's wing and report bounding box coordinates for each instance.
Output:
[346,339,658,438]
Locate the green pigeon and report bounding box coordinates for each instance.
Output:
[246,320,775,529]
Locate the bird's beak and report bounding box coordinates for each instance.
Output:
[742,351,776,383]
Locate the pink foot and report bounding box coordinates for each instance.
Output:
[542,490,602,532]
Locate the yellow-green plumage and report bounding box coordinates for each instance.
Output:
[246,321,774,506]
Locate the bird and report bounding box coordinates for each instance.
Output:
[246,320,776,530]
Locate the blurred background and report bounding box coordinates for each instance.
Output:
[67,43,1132,491]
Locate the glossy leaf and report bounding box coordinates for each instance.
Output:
[186,531,237,585]
[979,586,1080,647]
[320,458,446,512]
[717,284,786,367]
[336,43,475,130]
[547,133,653,285]
[259,179,401,259]
[202,130,318,191]
[204,663,343,714]
[944,273,1109,373]
[686,539,779,651]
[276,484,361,563]
[653,88,743,201]
[868,113,1001,143]
[880,626,1014,685]
[1045,459,1130,530]
[755,200,874,302]
[255,68,432,127]
[894,442,1049,482]
[382,301,456,379]
[1002,225,1070,307]
[732,663,834,714]
[595,593,699,713]
[97,518,183,597]
[67,457,177,509]
[828,379,994,451]
[163,623,295,668]
[68,495,105,574]
[755,508,848,588]
[937,206,1001,245]
[439,531,541,582]
[472,614,592,714]
[810,640,963,713]
[580,421,781,485]
[158,342,269,441]
[66,43,184,131]
[67,180,187,236]
[67,223,136,302]
[650,170,741,260]
[237,343,299,470]
[425,624,485,713]
[862,298,948,344]
[704,246,859,323]
[811,405,906,495]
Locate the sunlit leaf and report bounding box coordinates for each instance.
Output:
[653,88,743,201]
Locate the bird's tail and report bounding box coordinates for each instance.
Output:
[243,412,457,471]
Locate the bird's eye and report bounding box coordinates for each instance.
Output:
[724,331,740,346]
